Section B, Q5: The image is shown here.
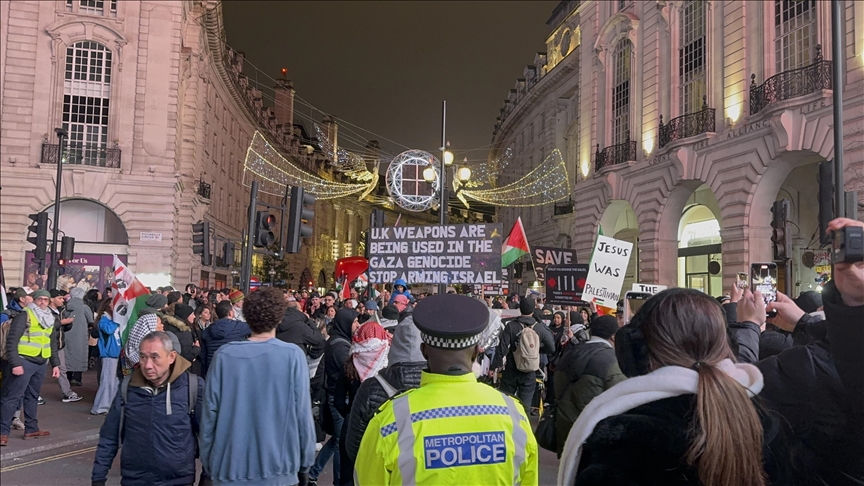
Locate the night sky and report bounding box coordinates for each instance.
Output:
[221,1,558,163]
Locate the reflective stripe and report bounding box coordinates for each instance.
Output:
[393,395,417,484]
[18,309,51,359]
[504,395,527,485]
[380,404,510,438]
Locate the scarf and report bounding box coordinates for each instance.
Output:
[27,303,55,330]
[126,313,159,365]
[558,359,764,486]
[351,321,392,382]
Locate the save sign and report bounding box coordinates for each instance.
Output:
[582,235,634,308]
[532,246,578,281]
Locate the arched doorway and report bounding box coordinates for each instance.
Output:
[677,185,723,296]
[599,200,639,291]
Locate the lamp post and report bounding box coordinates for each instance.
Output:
[437,101,455,295]
[47,128,67,291]
[269,269,276,286]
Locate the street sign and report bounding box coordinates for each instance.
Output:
[545,264,589,306]
[631,283,667,294]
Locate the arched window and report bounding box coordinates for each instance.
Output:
[679,0,706,115]
[63,41,112,165]
[774,0,817,72]
[611,39,632,145]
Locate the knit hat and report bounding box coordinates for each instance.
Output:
[382,304,399,320]
[174,303,195,322]
[365,300,379,311]
[145,294,168,310]
[229,290,244,304]
[31,290,51,299]
[519,297,536,316]
[590,315,619,340]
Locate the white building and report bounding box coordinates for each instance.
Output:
[491,0,864,296]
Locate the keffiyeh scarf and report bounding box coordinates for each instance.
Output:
[27,303,55,330]
[351,321,392,382]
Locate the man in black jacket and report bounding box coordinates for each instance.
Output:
[751,218,864,484]
[0,290,61,446]
[276,297,325,360]
[492,297,555,414]
[199,301,250,377]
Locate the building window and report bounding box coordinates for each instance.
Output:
[679,0,706,115]
[78,0,104,14]
[63,41,112,161]
[612,39,632,144]
[774,0,818,72]
[66,0,73,11]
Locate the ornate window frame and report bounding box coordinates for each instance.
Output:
[761,0,829,78]
[594,12,640,149]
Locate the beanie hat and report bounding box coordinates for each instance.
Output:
[31,289,51,299]
[145,294,168,310]
[365,300,379,311]
[519,297,536,316]
[590,315,619,340]
[174,303,194,322]
[229,290,244,305]
[382,304,400,320]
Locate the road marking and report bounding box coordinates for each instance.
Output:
[0,446,98,472]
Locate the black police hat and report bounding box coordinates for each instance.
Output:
[413,294,488,349]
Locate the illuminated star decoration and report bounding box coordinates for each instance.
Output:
[243,131,377,200]
[455,149,571,208]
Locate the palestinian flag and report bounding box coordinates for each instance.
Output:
[502,217,530,268]
[111,255,151,344]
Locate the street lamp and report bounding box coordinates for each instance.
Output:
[422,164,437,183]
[456,162,471,184]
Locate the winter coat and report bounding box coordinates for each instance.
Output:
[323,309,355,398]
[161,314,200,364]
[63,296,93,372]
[756,281,864,484]
[199,317,250,377]
[552,338,626,455]
[0,300,24,324]
[571,394,796,485]
[97,315,122,359]
[758,313,826,360]
[92,356,204,486]
[491,315,556,374]
[52,307,72,350]
[344,361,424,461]
[276,307,325,359]
[388,278,413,304]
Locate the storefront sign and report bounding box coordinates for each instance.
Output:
[545,264,589,306]
[631,283,667,294]
[532,246,578,282]
[24,252,128,293]
[367,223,503,285]
[140,232,163,242]
[582,235,634,308]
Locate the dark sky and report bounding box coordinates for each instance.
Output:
[221,1,558,163]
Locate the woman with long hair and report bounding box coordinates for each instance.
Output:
[558,288,794,486]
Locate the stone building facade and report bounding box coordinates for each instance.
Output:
[0,0,432,292]
[491,0,864,296]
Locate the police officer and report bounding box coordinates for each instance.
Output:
[354,294,538,485]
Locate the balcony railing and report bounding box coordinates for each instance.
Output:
[40,143,121,168]
[595,140,636,172]
[197,181,212,199]
[750,45,832,115]
[554,199,574,216]
[659,96,716,148]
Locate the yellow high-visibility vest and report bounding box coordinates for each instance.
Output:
[18,308,52,359]
[355,371,539,485]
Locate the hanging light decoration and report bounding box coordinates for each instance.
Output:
[456,149,570,208]
[314,125,377,182]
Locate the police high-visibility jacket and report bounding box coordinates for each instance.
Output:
[354,371,539,485]
[18,308,52,359]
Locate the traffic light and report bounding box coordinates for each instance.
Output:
[192,221,212,266]
[286,186,315,254]
[771,199,792,261]
[27,212,48,261]
[222,241,235,267]
[254,211,277,247]
[58,236,75,266]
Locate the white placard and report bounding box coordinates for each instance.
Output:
[139,232,162,242]
[582,235,634,307]
[632,283,667,294]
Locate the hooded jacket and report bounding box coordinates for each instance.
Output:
[92,356,204,486]
[97,315,122,359]
[161,313,200,364]
[64,292,93,373]
[323,308,356,397]
[276,306,325,359]
[344,314,426,461]
[388,278,413,304]
[491,314,556,372]
[199,317,250,377]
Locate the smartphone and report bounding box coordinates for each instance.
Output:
[750,263,778,317]
[736,272,748,290]
[623,291,652,325]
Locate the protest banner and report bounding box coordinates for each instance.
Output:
[545,264,589,306]
[367,223,503,285]
[582,235,634,308]
[532,246,578,281]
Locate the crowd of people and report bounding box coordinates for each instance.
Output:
[0,217,861,485]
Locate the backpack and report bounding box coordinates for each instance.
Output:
[513,320,541,372]
[0,320,11,361]
[117,372,198,443]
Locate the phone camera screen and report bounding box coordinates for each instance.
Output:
[751,265,777,304]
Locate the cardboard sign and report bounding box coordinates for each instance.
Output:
[545,264,590,306]
[367,223,503,285]
[532,246,578,281]
[582,235,634,308]
[631,283,667,294]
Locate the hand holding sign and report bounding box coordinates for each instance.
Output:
[582,235,634,308]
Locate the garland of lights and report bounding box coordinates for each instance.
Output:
[314,124,377,183]
[456,149,571,208]
[461,147,513,188]
[243,131,377,199]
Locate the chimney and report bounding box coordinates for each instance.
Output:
[322,115,338,160]
[273,78,295,129]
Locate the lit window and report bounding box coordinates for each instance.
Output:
[63,41,112,165]
[79,0,104,14]
[679,0,706,115]
[775,0,818,72]
[612,39,632,144]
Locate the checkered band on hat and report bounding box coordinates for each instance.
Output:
[419,331,482,349]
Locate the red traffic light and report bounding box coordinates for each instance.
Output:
[262,213,276,228]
